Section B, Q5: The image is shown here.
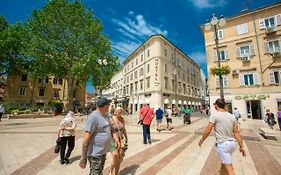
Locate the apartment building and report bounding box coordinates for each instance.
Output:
[201,2,281,119]
[110,34,203,114]
[4,74,85,109]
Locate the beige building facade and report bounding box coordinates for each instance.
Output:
[202,2,281,119]
[111,35,202,114]
[4,74,85,109]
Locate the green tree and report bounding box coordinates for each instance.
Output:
[26,0,118,111]
[0,16,30,76]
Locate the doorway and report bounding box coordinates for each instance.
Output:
[246,100,261,119]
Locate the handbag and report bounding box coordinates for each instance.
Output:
[138,109,149,125]
[54,138,61,153]
[113,117,127,150]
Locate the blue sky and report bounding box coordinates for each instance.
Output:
[1,0,280,93]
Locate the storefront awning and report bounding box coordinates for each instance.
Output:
[178,100,182,105]
[188,101,191,105]
[183,101,187,105]
[164,98,170,104]
[172,99,176,104]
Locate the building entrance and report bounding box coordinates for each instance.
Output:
[246,100,262,119]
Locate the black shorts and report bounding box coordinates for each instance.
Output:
[166,118,172,123]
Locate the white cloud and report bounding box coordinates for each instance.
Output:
[188,51,206,65]
[111,12,168,60]
[189,0,227,9]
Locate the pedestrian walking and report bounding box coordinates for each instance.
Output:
[233,107,240,124]
[155,106,164,132]
[139,102,154,144]
[57,111,77,164]
[199,99,246,175]
[0,103,4,122]
[277,108,281,131]
[265,109,276,129]
[79,97,119,175]
[165,106,173,130]
[109,107,128,175]
[184,107,191,124]
[180,105,186,119]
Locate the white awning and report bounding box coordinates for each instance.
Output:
[195,102,198,105]
[172,99,176,104]
[192,102,195,105]
[139,99,143,104]
[178,100,182,105]
[188,101,191,105]
[134,100,138,104]
[183,101,187,105]
[164,98,170,104]
[198,102,201,105]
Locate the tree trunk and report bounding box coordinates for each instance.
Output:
[66,76,75,112]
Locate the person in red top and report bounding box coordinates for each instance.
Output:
[139,102,155,144]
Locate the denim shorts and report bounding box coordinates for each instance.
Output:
[88,155,106,175]
[215,140,236,164]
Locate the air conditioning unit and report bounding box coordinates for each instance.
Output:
[266,26,276,34]
[272,52,281,57]
[232,70,239,74]
[241,56,250,61]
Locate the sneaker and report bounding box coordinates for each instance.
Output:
[148,140,151,144]
[64,158,70,164]
[60,159,65,164]
[143,141,147,144]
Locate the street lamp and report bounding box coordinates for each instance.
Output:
[98,59,108,97]
[205,14,226,100]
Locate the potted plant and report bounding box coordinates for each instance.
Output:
[210,66,231,76]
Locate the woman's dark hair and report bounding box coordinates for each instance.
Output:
[214,98,225,109]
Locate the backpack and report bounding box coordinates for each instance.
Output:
[185,109,191,114]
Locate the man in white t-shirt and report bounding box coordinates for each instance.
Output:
[198,99,246,175]
[165,106,173,130]
[233,107,240,124]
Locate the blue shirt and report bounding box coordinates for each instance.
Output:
[155,108,164,120]
[84,111,112,157]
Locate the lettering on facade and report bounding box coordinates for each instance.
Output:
[155,58,160,86]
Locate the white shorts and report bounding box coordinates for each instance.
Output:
[215,140,236,164]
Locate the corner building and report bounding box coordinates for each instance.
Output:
[114,35,202,114]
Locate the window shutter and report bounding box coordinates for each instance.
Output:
[236,47,241,57]
[239,74,244,86]
[223,76,228,87]
[216,77,220,88]
[259,19,265,29]
[219,30,224,39]
[236,25,242,35]
[243,23,248,33]
[225,50,229,59]
[213,51,218,62]
[269,71,275,84]
[254,73,260,85]
[276,14,281,26]
[264,42,269,53]
[250,45,255,56]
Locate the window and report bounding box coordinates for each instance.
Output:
[164,64,168,72]
[164,77,168,89]
[172,80,175,91]
[139,68,144,76]
[236,23,248,35]
[178,82,181,93]
[216,76,229,88]
[123,87,126,95]
[265,40,281,53]
[183,84,186,94]
[135,82,138,91]
[136,58,138,65]
[146,77,150,88]
[39,88,45,96]
[21,74,27,81]
[214,50,229,61]
[164,49,167,56]
[134,71,137,78]
[264,16,276,28]
[237,45,254,57]
[130,83,133,94]
[140,80,143,90]
[19,87,25,96]
[187,85,190,94]
[269,70,281,84]
[53,89,60,98]
[141,54,143,62]
[239,73,260,86]
[131,62,133,68]
[217,29,223,39]
[183,73,185,81]
[39,77,49,84]
[147,49,150,57]
[147,64,150,73]
[53,77,63,85]
[130,74,133,80]
[126,85,129,94]
[260,14,281,29]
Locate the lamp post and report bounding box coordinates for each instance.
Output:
[98,59,108,97]
[205,14,226,100]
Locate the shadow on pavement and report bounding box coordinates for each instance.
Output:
[120,164,140,175]
[70,155,81,163]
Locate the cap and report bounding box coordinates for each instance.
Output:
[96,97,111,107]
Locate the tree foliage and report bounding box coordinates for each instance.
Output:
[26,0,118,111]
[0,16,30,76]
